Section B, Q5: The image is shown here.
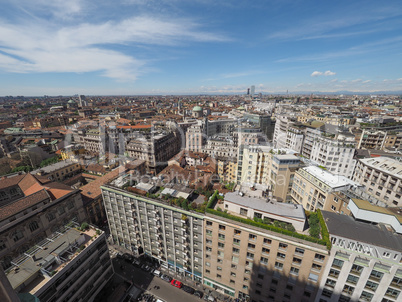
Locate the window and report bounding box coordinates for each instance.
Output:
[260,257,268,264]
[206,230,212,236]
[217,266,222,271]
[263,238,272,245]
[66,201,74,209]
[206,247,212,252]
[364,280,378,291]
[13,230,24,242]
[385,288,400,299]
[360,291,374,302]
[290,267,299,275]
[332,258,344,269]
[308,273,319,282]
[277,252,286,259]
[275,262,283,270]
[248,243,255,249]
[29,221,39,232]
[217,274,221,279]
[206,269,210,274]
[338,295,351,302]
[218,233,225,240]
[219,224,225,230]
[292,257,302,265]
[369,270,384,282]
[346,274,359,285]
[272,279,278,285]
[58,206,65,215]
[257,274,264,279]
[240,208,248,216]
[218,251,224,257]
[325,278,336,288]
[279,243,288,250]
[286,284,293,291]
[391,276,402,288]
[206,221,213,226]
[295,247,304,255]
[233,247,240,254]
[322,288,333,298]
[343,285,354,295]
[329,268,340,278]
[230,279,235,284]
[206,239,212,245]
[262,247,270,254]
[233,238,241,245]
[249,234,256,240]
[315,253,325,261]
[218,242,225,249]
[47,212,56,221]
[234,229,241,235]
[231,263,237,268]
[312,263,322,271]
[247,252,254,259]
[350,264,363,275]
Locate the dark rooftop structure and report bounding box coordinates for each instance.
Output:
[321,210,402,251]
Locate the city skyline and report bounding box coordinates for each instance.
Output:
[1,0,402,95]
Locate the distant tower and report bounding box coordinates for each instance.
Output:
[247,88,250,95]
[251,85,255,96]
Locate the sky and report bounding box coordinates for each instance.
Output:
[1,0,402,96]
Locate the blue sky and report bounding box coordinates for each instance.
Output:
[0,0,402,95]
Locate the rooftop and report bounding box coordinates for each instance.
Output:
[359,156,402,178]
[6,225,99,294]
[31,160,77,175]
[303,166,359,189]
[322,210,402,251]
[224,192,306,221]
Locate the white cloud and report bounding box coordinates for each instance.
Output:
[311,71,323,77]
[0,15,228,81]
[324,70,336,76]
[311,70,336,77]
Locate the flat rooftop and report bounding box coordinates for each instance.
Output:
[322,210,402,251]
[225,192,305,221]
[360,157,402,178]
[7,226,97,294]
[303,166,358,189]
[31,160,77,175]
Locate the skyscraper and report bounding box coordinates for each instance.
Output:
[250,85,255,96]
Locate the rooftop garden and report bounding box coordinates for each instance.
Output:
[206,193,331,249]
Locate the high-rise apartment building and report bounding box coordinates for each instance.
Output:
[315,208,401,302]
[5,224,113,302]
[101,184,204,283]
[352,157,402,207]
[291,166,361,213]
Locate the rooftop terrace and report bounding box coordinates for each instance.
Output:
[6,223,99,294]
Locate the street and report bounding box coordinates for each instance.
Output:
[113,257,210,302]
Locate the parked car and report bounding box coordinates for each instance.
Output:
[170,279,183,288]
[152,269,161,277]
[181,285,195,294]
[160,274,173,282]
[194,290,204,298]
[132,259,140,267]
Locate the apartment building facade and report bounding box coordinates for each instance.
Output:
[309,134,356,178]
[291,166,360,213]
[204,212,329,301]
[237,145,301,202]
[101,184,204,283]
[315,210,402,302]
[352,157,402,207]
